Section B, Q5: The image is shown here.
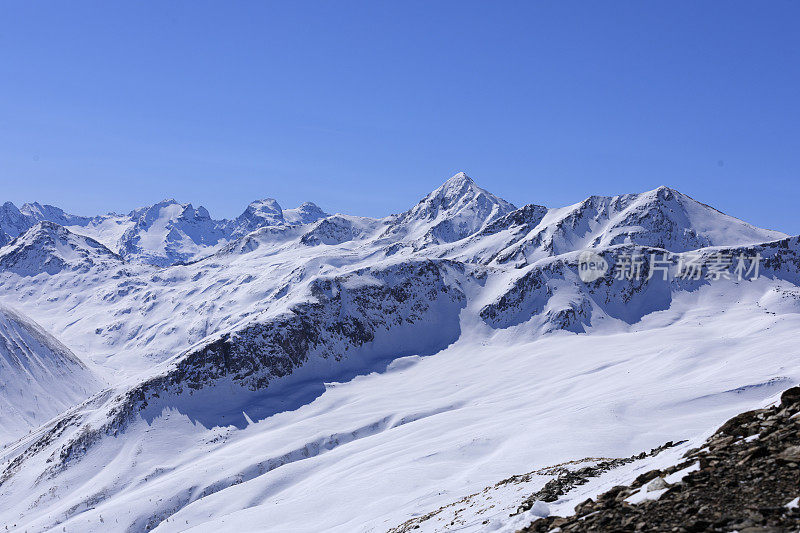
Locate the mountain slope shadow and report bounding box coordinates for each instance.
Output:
[134,260,467,429]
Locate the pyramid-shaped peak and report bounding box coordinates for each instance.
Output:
[434,172,477,197]
[390,172,517,245]
[445,171,473,186]
[420,172,514,211]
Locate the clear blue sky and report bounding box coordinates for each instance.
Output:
[1,1,798,233]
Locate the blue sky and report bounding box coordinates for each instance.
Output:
[1,1,798,233]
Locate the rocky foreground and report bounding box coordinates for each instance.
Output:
[521,387,800,533]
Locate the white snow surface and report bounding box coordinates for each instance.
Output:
[0,306,101,445]
[0,173,797,533]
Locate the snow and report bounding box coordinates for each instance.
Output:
[1,279,798,532]
[0,306,101,445]
[0,174,797,532]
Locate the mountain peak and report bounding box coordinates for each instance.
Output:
[283,201,328,225]
[418,172,515,214]
[228,198,285,239]
[0,222,121,275]
[444,171,473,186]
[246,198,283,215]
[649,185,682,201]
[390,172,517,245]
[434,172,477,199]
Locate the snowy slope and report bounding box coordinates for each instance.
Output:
[0,306,101,445]
[1,276,799,533]
[0,173,796,533]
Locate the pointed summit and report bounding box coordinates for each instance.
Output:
[427,172,477,203]
[389,172,518,245]
[416,172,515,214]
[438,171,474,192]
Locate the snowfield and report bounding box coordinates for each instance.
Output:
[0,173,797,532]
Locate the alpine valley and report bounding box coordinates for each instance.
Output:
[0,173,799,532]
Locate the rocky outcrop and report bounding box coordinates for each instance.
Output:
[521,386,800,533]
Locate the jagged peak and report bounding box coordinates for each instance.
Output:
[145,198,182,211]
[126,199,216,226]
[573,185,689,213]
[645,185,685,201]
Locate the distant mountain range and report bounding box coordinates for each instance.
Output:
[0,197,329,266]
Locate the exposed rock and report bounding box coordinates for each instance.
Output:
[519,386,800,532]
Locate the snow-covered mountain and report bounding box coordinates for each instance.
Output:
[0,222,122,276]
[20,202,92,227]
[0,202,36,247]
[382,172,518,248]
[453,185,786,267]
[0,172,796,533]
[0,306,101,445]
